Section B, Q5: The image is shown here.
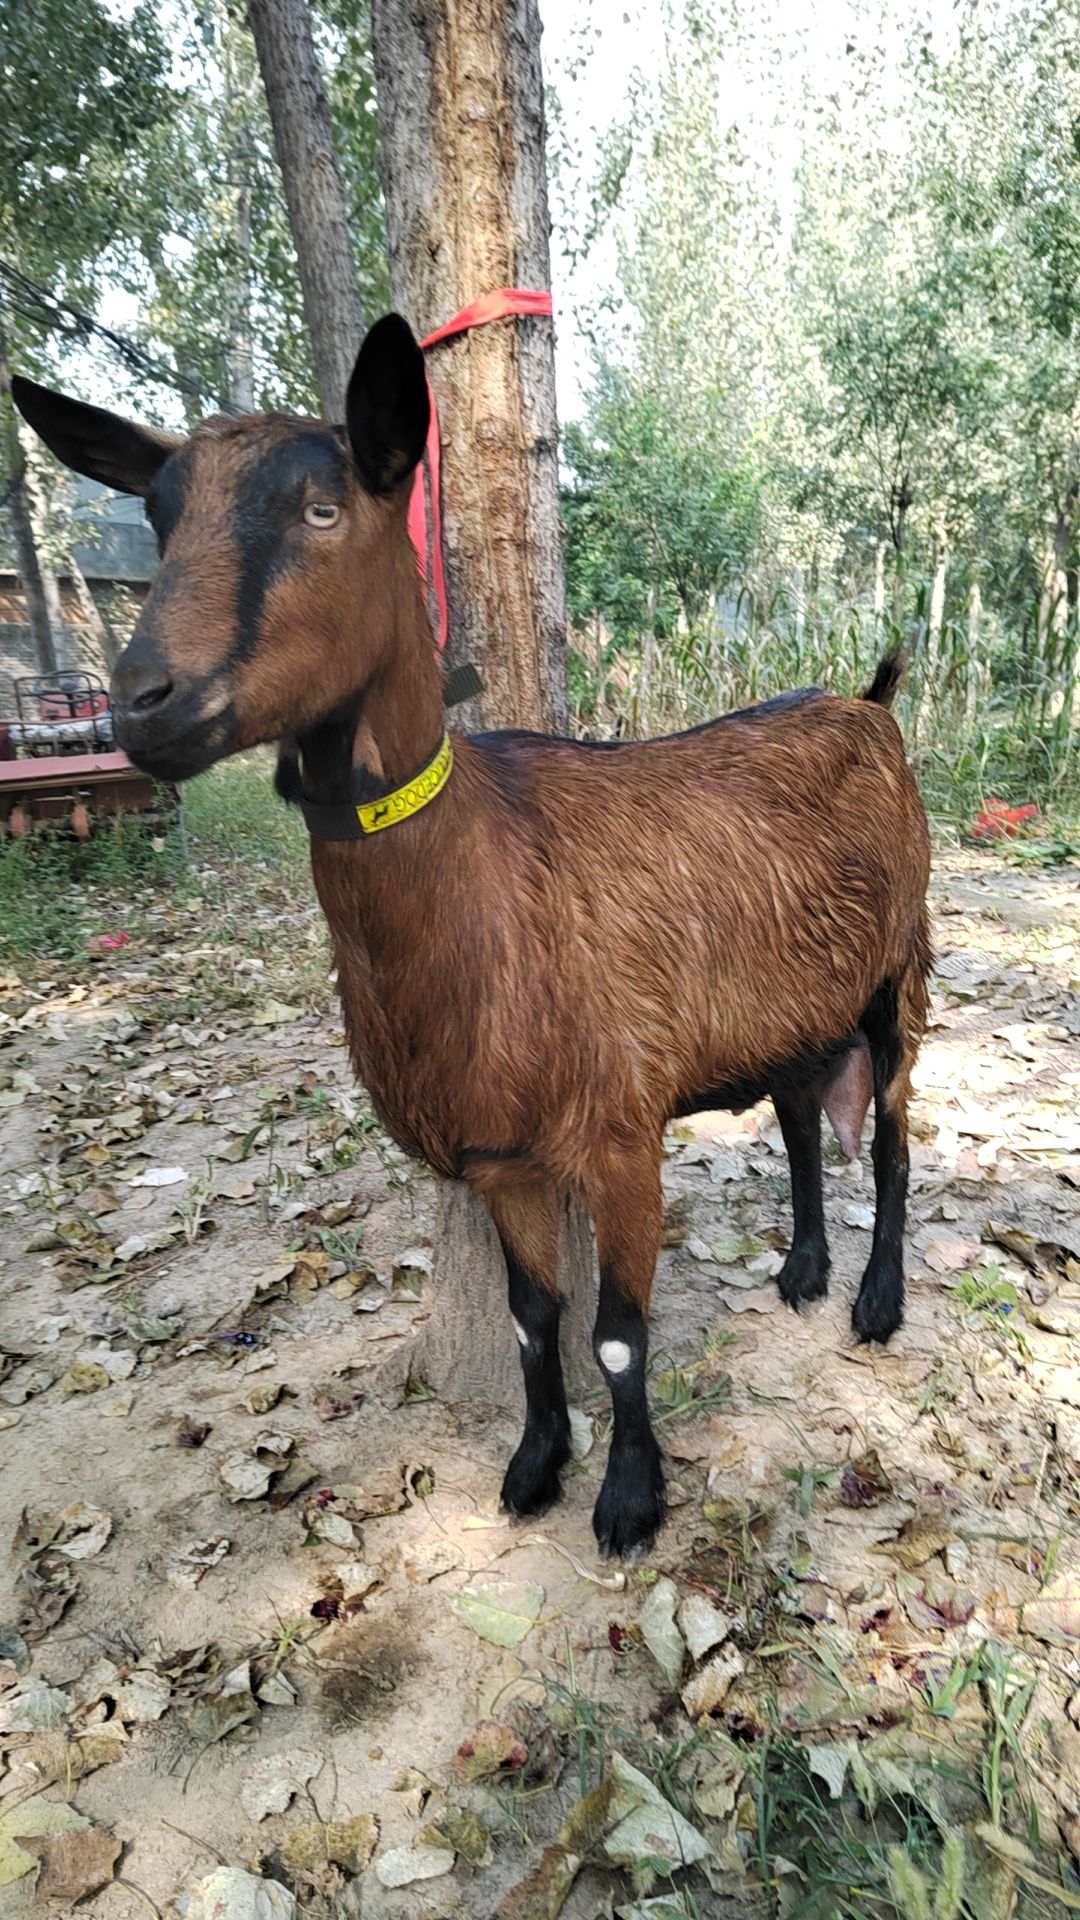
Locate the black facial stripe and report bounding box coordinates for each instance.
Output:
[145,456,188,555]
[232,430,350,665]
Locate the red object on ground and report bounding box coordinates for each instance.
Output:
[972,799,1039,840]
[89,931,132,951]
[406,289,554,652]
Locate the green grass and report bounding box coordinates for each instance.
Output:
[0,752,310,980]
[182,747,308,871]
[0,816,181,971]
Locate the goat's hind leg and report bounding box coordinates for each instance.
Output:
[485,1180,571,1517]
[853,964,925,1345]
[585,1148,665,1560]
[773,1084,830,1309]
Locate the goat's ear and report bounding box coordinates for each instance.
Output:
[346,313,429,495]
[10,378,182,497]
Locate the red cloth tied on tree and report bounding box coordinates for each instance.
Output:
[406,289,554,653]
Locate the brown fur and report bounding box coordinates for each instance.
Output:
[13,321,933,1554]
[312,665,931,1317]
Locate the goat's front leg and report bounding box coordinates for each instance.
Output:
[485,1181,571,1518]
[773,1084,830,1309]
[585,1148,665,1559]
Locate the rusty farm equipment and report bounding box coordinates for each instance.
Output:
[0,671,177,840]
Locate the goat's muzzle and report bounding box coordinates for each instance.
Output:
[111,634,233,782]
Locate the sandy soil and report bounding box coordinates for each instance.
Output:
[1,848,1079,1918]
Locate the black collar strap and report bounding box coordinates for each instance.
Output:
[291,660,483,843]
[297,730,453,842]
[441,660,484,707]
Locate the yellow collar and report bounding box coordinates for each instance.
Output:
[355,730,454,834]
[293,731,453,842]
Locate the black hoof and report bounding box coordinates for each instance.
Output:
[501,1426,570,1518]
[852,1261,904,1344]
[777,1240,830,1310]
[592,1445,666,1560]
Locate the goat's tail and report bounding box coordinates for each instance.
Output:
[862,650,905,709]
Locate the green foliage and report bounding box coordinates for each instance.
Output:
[563,366,760,645]
[558,0,1080,809]
[0,815,179,971]
[0,0,174,299]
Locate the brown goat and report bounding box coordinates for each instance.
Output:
[14,316,931,1558]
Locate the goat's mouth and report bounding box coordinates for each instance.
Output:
[113,695,236,783]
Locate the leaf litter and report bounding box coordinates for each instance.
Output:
[3,849,1080,1913]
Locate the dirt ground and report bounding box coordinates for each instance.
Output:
[1,845,1080,1918]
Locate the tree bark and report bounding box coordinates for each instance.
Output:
[872,539,886,627]
[371,0,567,732]
[964,576,982,734]
[916,525,948,740]
[1,335,62,675]
[246,0,365,414]
[1037,527,1067,670]
[67,553,117,672]
[637,583,658,734]
[371,0,595,1401]
[225,128,256,412]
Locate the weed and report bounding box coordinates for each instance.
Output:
[978,1643,1036,1836]
[172,1161,216,1245]
[780,1458,840,1519]
[922,1648,984,1720]
[916,1360,965,1418]
[315,1223,368,1267]
[649,1351,732,1428]
[950,1267,1031,1356]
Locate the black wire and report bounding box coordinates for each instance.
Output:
[0,258,243,416]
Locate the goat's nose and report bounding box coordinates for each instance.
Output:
[127,672,174,714]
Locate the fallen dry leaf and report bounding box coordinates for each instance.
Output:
[880,1511,953,1571]
[676,1591,731,1663]
[184,1866,296,1919]
[17,1822,121,1903]
[283,1814,378,1875]
[0,1794,88,1889]
[423,1804,492,1866]
[840,1449,894,1508]
[176,1415,211,1448]
[0,1678,70,1734]
[604,1753,710,1871]
[453,1580,544,1649]
[454,1720,529,1783]
[240,1747,323,1822]
[497,1778,618,1920]
[374,1842,454,1887]
[639,1577,685,1686]
[165,1536,230,1590]
[681,1645,746,1720]
[1022,1573,1080,1645]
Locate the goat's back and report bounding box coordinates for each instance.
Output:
[461,686,929,1145]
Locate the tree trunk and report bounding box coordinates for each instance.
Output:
[637,584,658,734]
[225,130,256,412]
[67,554,117,671]
[1,336,62,676]
[792,564,805,672]
[873,539,886,627]
[916,526,948,739]
[1037,523,1068,671]
[964,577,982,734]
[246,0,365,414]
[371,0,595,1401]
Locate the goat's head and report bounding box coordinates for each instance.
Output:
[12,315,430,781]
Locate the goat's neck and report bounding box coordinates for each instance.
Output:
[297,546,444,806]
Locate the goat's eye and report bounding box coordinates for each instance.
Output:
[303,501,341,528]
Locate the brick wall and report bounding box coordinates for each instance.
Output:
[0,579,147,712]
